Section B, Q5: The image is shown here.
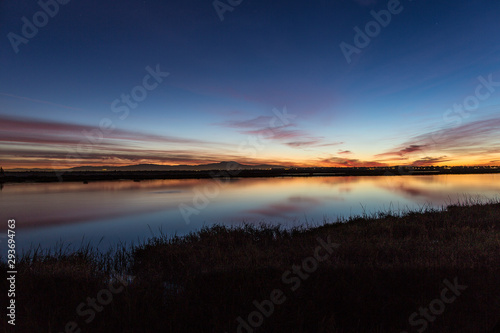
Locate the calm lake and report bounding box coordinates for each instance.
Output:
[1,174,499,253]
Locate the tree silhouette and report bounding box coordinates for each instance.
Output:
[0,167,4,176]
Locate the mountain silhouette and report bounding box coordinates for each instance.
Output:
[62,161,286,172]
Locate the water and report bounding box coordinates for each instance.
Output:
[1,174,499,253]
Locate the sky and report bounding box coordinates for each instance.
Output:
[1,0,500,169]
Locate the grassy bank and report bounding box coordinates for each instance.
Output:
[2,201,500,332]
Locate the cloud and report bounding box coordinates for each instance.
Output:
[410,156,451,167]
[338,150,352,155]
[285,140,343,148]
[320,157,387,167]
[0,115,207,146]
[400,145,426,154]
[285,140,322,148]
[216,116,277,129]
[377,116,500,165]
[0,92,89,113]
[217,115,341,149]
[316,142,345,147]
[376,144,426,157]
[0,145,288,169]
[423,117,500,153]
[217,115,305,141]
[242,127,305,141]
[0,115,285,169]
[176,77,336,120]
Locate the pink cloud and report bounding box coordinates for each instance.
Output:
[0,115,207,145]
[217,115,341,149]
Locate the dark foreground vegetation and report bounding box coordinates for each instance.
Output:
[2,200,500,332]
[1,165,499,183]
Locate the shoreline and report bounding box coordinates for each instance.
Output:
[1,166,499,184]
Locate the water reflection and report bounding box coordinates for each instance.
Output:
[246,195,327,218]
[1,174,498,251]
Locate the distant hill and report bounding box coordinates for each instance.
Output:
[7,162,287,172]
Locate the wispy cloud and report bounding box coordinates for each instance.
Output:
[320,157,387,168]
[377,116,500,165]
[410,156,451,167]
[376,145,426,158]
[0,92,89,113]
[216,116,276,129]
[0,115,208,146]
[217,115,341,149]
[285,141,343,148]
[0,116,250,168]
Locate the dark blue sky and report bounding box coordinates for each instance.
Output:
[1,0,500,168]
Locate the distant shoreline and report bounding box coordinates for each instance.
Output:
[1,166,499,183]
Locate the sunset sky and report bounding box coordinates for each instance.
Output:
[1,0,500,169]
